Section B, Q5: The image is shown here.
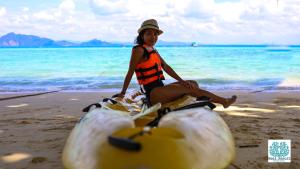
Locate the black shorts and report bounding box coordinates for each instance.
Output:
[142,80,164,105]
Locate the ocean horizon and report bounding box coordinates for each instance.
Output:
[1,46,300,93]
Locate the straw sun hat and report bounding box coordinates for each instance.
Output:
[137,19,163,35]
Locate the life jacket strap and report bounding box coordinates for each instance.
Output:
[137,70,163,80]
[135,64,158,72]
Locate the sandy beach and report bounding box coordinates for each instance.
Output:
[0,91,299,169]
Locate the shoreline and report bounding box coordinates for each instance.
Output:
[0,90,299,169]
[1,88,300,95]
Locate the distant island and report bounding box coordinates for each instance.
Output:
[1,32,298,48]
[0,32,190,47]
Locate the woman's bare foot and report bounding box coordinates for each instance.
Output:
[223,95,237,108]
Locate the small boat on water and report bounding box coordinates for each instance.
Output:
[191,42,200,47]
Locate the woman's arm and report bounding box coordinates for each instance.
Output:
[118,47,144,96]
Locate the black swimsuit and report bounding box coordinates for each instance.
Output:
[142,80,164,106]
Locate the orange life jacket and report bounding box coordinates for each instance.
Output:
[134,45,165,85]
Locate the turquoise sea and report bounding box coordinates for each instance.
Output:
[1,46,300,93]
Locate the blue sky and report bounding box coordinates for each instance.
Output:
[0,0,299,44]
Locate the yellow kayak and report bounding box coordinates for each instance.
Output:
[62,92,235,169]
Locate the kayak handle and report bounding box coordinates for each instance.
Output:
[82,103,102,112]
[108,127,151,152]
[103,98,118,104]
[108,136,141,152]
[173,101,216,111]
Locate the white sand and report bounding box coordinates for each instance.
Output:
[0,91,299,169]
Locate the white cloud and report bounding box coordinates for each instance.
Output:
[90,0,128,15]
[180,0,216,19]
[22,7,30,12]
[32,0,75,21]
[59,0,76,12]
[33,11,55,21]
[0,0,300,44]
[0,0,79,39]
[0,6,6,17]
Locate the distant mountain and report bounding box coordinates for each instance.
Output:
[0,33,126,47]
[80,39,121,47]
[0,32,193,47]
[55,40,79,47]
[0,32,58,47]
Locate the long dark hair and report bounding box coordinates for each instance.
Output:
[134,30,145,45]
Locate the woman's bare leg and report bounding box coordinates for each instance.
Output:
[150,81,236,108]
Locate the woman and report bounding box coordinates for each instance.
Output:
[116,19,236,108]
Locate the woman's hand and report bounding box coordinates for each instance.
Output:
[180,80,197,90]
[112,92,125,98]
